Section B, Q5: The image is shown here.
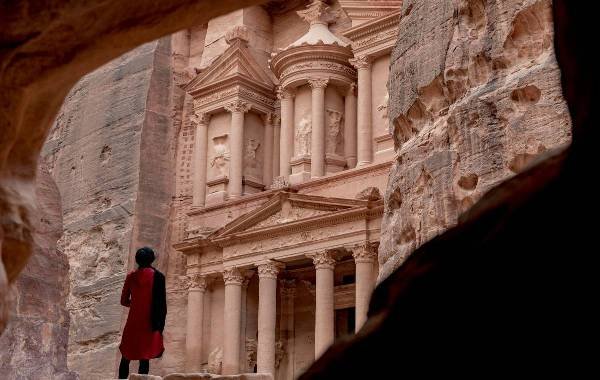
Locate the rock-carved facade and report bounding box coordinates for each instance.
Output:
[172,1,401,379]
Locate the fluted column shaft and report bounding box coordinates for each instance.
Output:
[308,78,328,178]
[257,261,282,376]
[352,243,378,331]
[225,101,250,199]
[185,274,208,372]
[311,250,336,358]
[192,113,211,207]
[278,88,295,179]
[223,268,244,375]
[344,84,357,169]
[350,56,373,167]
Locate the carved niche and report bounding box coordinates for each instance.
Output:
[211,134,230,177]
[326,109,343,155]
[295,115,312,156]
[244,138,262,179]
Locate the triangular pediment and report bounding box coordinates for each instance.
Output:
[211,192,368,239]
[184,40,275,94]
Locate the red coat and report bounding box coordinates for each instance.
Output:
[119,268,165,360]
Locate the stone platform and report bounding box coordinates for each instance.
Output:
[127,374,273,380]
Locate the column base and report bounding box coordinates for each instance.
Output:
[290,155,312,185]
[206,176,229,205]
[325,154,346,175]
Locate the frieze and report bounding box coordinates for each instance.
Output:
[281,61,356,78]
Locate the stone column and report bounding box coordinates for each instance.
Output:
[344,83,357,169]
[349,56,373,167]
[311,250,336,358]
[352,243,378,331]
[262,113,275,187]
[278,88,295,180]
[280,279,296,380]
[239,271,253,371]
[225,100,251,200]
[222,267,244,375]
[308,78,328,178]
[257,261,283,375]
[192,112,211,207]
[185,274,208,372]
[273,114,281,179]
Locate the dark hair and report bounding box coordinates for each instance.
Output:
[135,247,155,267]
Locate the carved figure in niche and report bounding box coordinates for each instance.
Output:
[207,346,223,374]
[211,135,230,177]
[326,109,343,154]
[377,92,389,120]
[275,340,286,369]
[244,138,261,178]
[245,337,257,372]
[295,115,312,156]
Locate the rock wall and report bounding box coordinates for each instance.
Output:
[379,0,572,280]
[0,167,76,379]
[41,37,177,379]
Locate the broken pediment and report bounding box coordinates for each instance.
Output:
[184,37,275,97]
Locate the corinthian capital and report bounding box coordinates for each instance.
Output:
[308,78,329,89]
[297,0,337,25]
[276,86,295,100]
[309,250,337,270]
[192,111,211,126]
[188,274,208,291]
[223,267,245,285]
[224,100,251,114]
[257,260,285,279]
[351,242,379,263]
[349,56,372,70]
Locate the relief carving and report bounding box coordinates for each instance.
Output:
[245,337,257,372]
[326,109,343,154]
[207,346,223,374]
[244,138,261,179]
[377,92,389,120]
[211,134,230,177]
[295,115,312,156]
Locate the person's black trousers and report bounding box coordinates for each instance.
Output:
[119,356,149,379]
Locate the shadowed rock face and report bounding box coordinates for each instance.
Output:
[378,0,572,279]
[299,0,595,378]
[0,167,76,379]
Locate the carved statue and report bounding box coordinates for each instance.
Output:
[211,135,230,177]
[275,340,286,369]
[245,337,258,372]
[244,138,261,178]
[207,346,223,374]
[377,92,389,120]
[295,115,312,156]
[326,109,343,154]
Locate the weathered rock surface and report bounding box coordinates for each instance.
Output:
[0,0,264,337]
[0,166,76,379]
[40,37,177,379]
[379,0,571,279]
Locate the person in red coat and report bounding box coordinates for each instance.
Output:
[118,247,167,379]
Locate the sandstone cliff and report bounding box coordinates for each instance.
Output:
[41,38,177,379]
[379,0,571,280]
[0,167,76,379]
